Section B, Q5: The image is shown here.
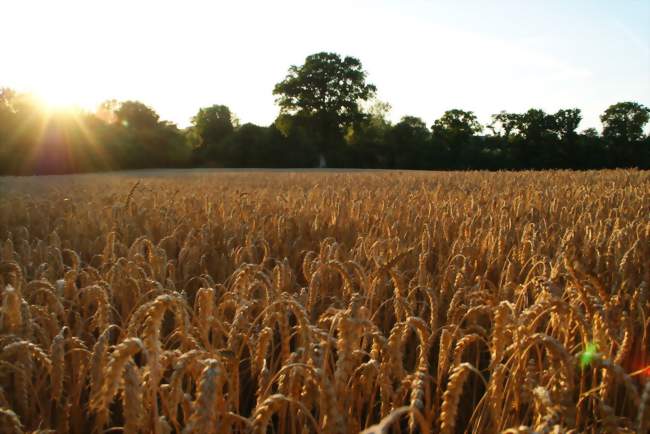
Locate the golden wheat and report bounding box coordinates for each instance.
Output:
[0,169,647,433]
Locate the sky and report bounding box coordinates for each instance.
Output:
[1,0,649,131]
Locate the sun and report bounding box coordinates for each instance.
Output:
[36,88,84,113]
[31,77,97,113]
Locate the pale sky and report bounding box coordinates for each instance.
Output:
[2,0,649,131]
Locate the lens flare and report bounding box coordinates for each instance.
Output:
[579,342,598,369]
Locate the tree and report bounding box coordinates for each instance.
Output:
[488,111,520,138]
[582,127,599,138]
[578,128,608,169]
[273,52,377,150]
[114,101,159,129]
[545,108,582,168]
[0,88,16,112]
[189,105,236,149]
[391,116,430,141]
[601,102,650,167]
[0,88,17,141]
[97,100,191,169]
[218,123,293,168]
[432,109,483,168]
[512,109,560,168]
[550,108,582,141]
[0,91,47,174]
[96,99,120,124]
[344,100,392,167]
[515,109,554,141]
[432,109,482,139]
[272,114,320,166]
[0,88,18,173]
[600,102,649,143]
[386,116,431,169]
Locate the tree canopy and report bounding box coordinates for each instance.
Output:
[114,101,159,129]
[0,52,648,174]
[274,52,376,124]
[601,102,650,143]
[189,105,236,148]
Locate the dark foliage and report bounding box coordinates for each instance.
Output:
[1,53,648,174]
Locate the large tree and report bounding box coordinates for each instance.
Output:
[190,104,236,148]
[550,108,582,141]
[114,101,159,129]
[601,102,650,167]
[600,102,649,143]
[432,109,482,140]
[431,109,483,168]
[273,52,377,148]
[488,111,520,138]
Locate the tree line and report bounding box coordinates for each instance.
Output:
[1,52,649,175]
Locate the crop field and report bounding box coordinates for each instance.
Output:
[0,169,648,433]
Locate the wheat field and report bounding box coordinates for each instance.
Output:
[0,169,648,433]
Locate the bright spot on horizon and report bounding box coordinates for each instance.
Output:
[1,0,648,131]
[31,82,92,113]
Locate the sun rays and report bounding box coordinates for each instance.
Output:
[0,92,112,174]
